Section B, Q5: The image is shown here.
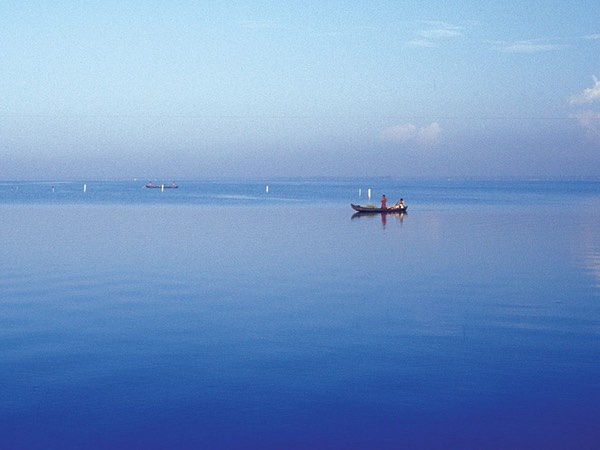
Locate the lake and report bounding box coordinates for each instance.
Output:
[1,179,599,449]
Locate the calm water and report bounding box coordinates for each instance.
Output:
[1,179,599,449]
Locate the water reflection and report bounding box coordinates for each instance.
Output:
[592,253,600,289]
[581,228,600,290]
[3,184,600,449]
[351,211,405,228]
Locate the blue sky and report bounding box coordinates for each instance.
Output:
[2,0,600,180]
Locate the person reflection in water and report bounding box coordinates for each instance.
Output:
[381,194,387,210]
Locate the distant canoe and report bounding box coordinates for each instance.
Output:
[351,204,407,213]
[146,183,178,189]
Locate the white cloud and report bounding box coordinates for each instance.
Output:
[421,21,463,36]
[419,28,462,39]
[583,34,600,40]
[407,21,463,48]
[498,40,562,53]
[569,77,600,144]
[382,124,418,143]
[419,122,442,143]
[406,38,435,48]
[569,76,600,105]
[571,110,600,138]
[381,122,442,145]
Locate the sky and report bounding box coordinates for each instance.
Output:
[2,0,600,180]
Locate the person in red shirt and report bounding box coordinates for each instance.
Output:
[381,194,387,210]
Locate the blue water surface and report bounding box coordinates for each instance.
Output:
[1,179,599,449]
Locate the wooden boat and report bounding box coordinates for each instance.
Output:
[146,182,178,189]
[351,204,407,213]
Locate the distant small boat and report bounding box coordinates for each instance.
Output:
[351,204,407,213]
[146,182,178,189]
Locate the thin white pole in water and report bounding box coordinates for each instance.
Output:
[359,188,362,197]
[266,185,269,193]
[83,184,87,193]
[161,184,164,192]
[368,188,371,200]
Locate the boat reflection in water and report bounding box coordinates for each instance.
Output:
[351,210,405,228]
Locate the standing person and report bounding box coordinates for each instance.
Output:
[381,194,387,210]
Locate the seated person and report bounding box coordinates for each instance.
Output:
[391,198,406,209]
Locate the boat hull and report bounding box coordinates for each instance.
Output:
[351,204,407,213]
